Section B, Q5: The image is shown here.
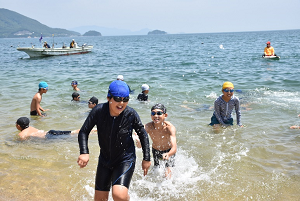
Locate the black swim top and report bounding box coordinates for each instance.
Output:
[78,102,150,167]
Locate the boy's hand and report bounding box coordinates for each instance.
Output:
[77,154,89,168]
[142,160,151,176]
[162,153,169,160]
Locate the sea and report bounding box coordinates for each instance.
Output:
[0,29,300,201]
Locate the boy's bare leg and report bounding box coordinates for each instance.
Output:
[112,185,130,201]
[94,190,109,201]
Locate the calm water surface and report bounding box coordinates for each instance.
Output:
[0,30,300,200]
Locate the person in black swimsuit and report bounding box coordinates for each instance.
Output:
[77,80,151,201]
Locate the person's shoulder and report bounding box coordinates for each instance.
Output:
[215,95,223,101]
[93,102,108,111]
[232,96,240,101]
[124,105,136,113]
[19,126,39,139]
[145,121,153,128]
[164,121,176,130]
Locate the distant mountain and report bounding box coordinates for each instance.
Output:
[148,30,167,35]
[70,25,151,36]
[0,8,80,38]
[83,30,102,36]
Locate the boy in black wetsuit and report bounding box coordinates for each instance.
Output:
[137,84,150,101]
[77,80,151,201]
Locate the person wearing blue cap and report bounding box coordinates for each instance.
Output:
[77,80,151,201]
[30,81,49,116]
[71,80,80,91]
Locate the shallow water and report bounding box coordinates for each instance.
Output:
[0,30,300,200]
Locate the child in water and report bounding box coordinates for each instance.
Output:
[137,84,150,101]
[136,103,177,178]
[209,82,243,128]
[71,80,80,91]
[15,117,88,140]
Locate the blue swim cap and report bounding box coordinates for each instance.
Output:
[107,80,129,97]
[39,81,48,89]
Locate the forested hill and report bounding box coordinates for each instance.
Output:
[0,8,80,38]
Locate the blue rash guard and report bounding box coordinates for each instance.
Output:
[78,102,151,168]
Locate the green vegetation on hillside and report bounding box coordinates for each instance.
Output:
[0,8,80,38]
[148,30,167,35]
[83,30,102,36]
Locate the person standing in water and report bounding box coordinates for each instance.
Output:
[71,80,80,91]
[77,80,151,201]
[209,82,243,128]
[137,84,150,101]
[136,103,177,179]
[30,81,49,117]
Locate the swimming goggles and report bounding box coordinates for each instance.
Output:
[109,92,130,102]
[223,89,234,93]
[151,111,164,116]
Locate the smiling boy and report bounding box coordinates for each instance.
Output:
[209,81,242,127]
[136,103,177,178]
[77,80,151,201]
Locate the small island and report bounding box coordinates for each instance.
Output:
[83,30,102,36]
[148,30,167,35]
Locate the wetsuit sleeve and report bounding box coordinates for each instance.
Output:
[214,98,226,125]
[78,107,98,154]
[235,98,242,126]
[133,111,151,161]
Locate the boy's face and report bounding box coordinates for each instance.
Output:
[151,109,167,124]
[107,97,128,116]
[222,87,234,98]
[15,123,22,131]
[73,96,80,101]
[143,90,149,94]
[88,102,96,109]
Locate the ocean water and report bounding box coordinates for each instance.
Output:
[1,29,300,200]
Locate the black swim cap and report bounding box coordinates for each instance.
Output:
[151,103,167,113]
[72,92,80,98]
[89,96,98,104]
[16,117,30,129]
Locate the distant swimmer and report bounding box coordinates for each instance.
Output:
[137,84,150,101]
[136,103,177,179]
[116,75,134,94]
[88,96,98,109]
[72,92,80,102]
[15,117,96,141]
[290,114,300,129]
[71,80,80,91]
[209,82,243,128]
[30,81,49,117]
[263,41,277,57]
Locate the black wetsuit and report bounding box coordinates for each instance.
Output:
[78,102,150,190]
[137,93,148,101]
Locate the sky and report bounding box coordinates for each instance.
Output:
[1,0,300,34]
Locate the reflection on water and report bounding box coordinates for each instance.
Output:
[1,30,300,200]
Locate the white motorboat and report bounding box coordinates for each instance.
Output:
[17,44,93,58]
